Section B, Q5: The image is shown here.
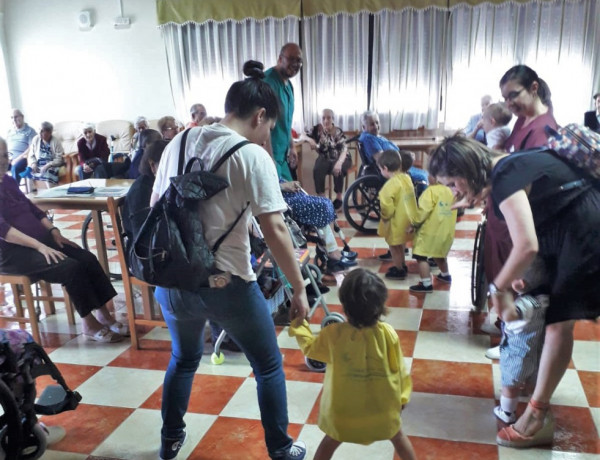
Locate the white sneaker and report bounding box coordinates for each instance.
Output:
[494,405,517,424]
[485,345,500,360]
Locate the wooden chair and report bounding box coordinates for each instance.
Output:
[0,275,75,343]
[106,197,164,349]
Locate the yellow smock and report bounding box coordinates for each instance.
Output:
[377,173,418,245]
[411,183,457,258]
[289,320,412,444]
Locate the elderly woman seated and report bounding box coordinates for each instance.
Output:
[0,137,126,343]
[25,121,65,187]
[77,123,110,180]
[303,108,352,210]
[157,116,179,141]
[131,116,149,152]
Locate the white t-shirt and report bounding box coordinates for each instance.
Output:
[486,126,511,150]
[153,124,287,281]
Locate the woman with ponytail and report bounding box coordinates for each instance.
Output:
[150,60,308,460]
[500,65,558,152]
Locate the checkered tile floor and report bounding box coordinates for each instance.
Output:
[1,208,598,460]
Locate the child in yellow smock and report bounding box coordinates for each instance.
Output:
[377,150,418,280]
[289,268,416,460]
[408,176,457,292]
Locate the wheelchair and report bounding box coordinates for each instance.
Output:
[342,137,428,235]
[471,218,487,311]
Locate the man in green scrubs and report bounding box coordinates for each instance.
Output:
[264,43,303,181]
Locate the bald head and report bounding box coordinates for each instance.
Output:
[276,43,302,81]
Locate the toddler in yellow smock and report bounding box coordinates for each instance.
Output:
[408,176,457,293]
[289,268,416,460]
[377,150,418,280]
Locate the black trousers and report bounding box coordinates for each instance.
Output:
[313,155,352,195]
[0,241,117,318]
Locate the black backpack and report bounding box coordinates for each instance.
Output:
[129,128,249,291]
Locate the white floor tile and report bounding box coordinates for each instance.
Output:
[48,334,131,366]
[40,451,87,459]
[590,407,600,437]
[347,236,389,249]
[220,378,322,424]
[413,331,492,363]
[455,220,479,230]
[422,290,473,311]
[75,366,164,408]
[197,351,253,377]
[278,324,321,350]
[382,307,422,331]
[498,447,600,459]
[451,238,476,251]
[140,326,172,341]
[402,392,497,444]
[92,408,216,460]
[572,340,600,372]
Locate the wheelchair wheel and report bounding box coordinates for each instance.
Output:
[321,312,344,329]
[342,175,385,234]
[305,356,326,372]
[81,211,122,280]
[19,424,47,460]
[0,379,23,460]
[471,220,487,311]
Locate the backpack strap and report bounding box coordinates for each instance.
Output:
[177,128,192,175]
[209,139,252,254]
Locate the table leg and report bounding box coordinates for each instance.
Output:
[92,210,109,274]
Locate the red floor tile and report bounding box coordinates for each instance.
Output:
[551,405,600,453]
[406,436,498,460]
[306,390,323,424]
[578,371,600,407]
[36,362,102,393]
[189,417,302,460]
[410,359,494,398]
[39,404,135,454]
[282,348,325,383]
[398,330,417,357]
[140,374,245,415]
[39,331,80,351]
[308,303,345,325]
[574,319,600,341]
[387,290,424,309]
[54,214,89,222]
[419,310,488,335]
[108,340,172,370]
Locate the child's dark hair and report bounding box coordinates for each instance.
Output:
[377,149,402,172]
[224,60,281,120]
[139,139,169,176]
[338,268,388,328]
[398,150,414,172]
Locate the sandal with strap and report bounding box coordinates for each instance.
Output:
[496,399,555,448]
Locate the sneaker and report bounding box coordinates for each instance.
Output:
[341,250,358,260]
[160,430,187,460]
[485,345,500,360]
[285,440,307,459]
[385,266,407,280]
[409,282,433,293]
[378,250,392,260]
[494,405,517,424]
[436,274,452,283]
[332,199,343,211]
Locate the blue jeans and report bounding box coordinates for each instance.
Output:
[10,157,27,184]
[155,276,293,459]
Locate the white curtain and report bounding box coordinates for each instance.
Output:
[301,12,370,132]
[445,0,599,130]
[371,8,448,132]
[160,18,300,123]
[0,13,13,134]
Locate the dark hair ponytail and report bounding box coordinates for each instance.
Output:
[499,65,552,110]
[224,60,280,120]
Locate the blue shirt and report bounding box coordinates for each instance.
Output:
[358,131,428,184]
[7,124,36,161]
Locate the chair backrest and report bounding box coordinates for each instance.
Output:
[53,121,83,154]
[96,120,134,154]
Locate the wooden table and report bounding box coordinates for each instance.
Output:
[391,137,443,169]
[28,179,133,274]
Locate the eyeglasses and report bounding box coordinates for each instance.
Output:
[83,129,94,134]
[10,115,23,119]
[282,55,303,65]
[504,88,526,102]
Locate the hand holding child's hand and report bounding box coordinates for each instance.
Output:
[289,291,309,326]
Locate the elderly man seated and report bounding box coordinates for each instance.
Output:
[7,109,36,184]
[358,110,428,184]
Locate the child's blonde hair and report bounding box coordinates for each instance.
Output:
[484,103,512,127]
[338,269,388,328]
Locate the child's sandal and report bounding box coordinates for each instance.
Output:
[496,399,554,448]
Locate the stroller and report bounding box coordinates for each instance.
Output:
[0,329,81,459]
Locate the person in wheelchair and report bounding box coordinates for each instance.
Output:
[377,150,418,280]
[280,180,357,273]
[358,110,429,187]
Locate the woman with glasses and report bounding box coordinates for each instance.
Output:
[26,122,65,187]
[77,123,110,180]
[500,65,558,153]
[157,116,180,141]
